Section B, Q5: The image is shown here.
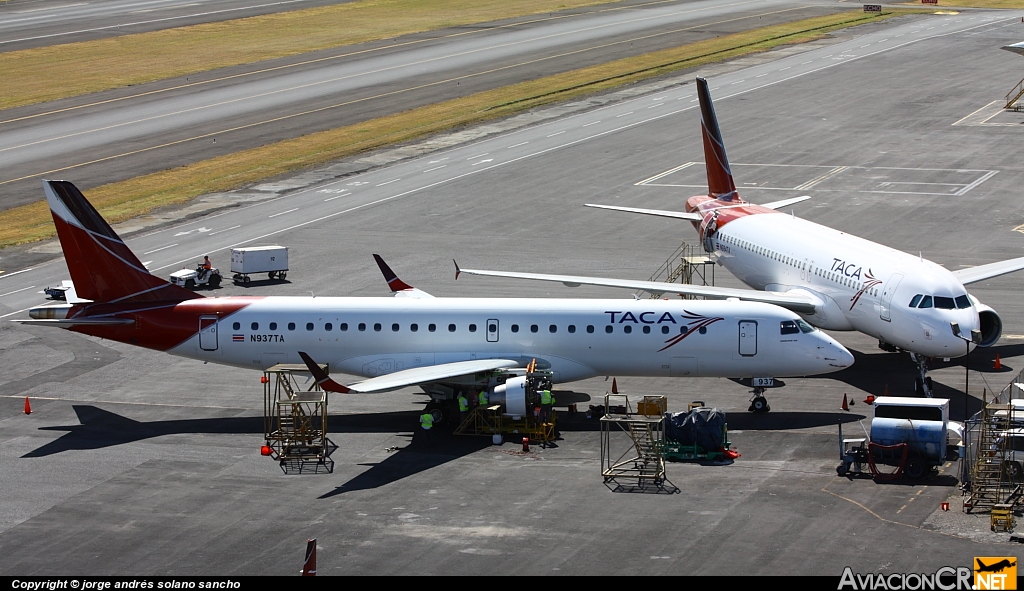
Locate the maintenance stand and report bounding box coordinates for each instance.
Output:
[600,394,667,485]
[262,363,336,474]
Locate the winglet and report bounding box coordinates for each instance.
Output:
[696,78,738,202]
[298,351,351,393]
[373,254,414,292]
[454,259,461,280]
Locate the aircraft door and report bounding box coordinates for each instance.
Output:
[738,321,757,356]
[199,315,218,351]
[879,273,904,322]
[486,319,499,343]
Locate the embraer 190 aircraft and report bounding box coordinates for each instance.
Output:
[458,77,1024,404]
[17,180,851,419]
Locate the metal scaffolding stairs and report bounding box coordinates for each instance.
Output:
[637,240,714,299]
[1006,76,1024,111]
[600,394,666,484]
[965,402,1013,512]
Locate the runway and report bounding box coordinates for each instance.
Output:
[0,0,845,211]
[1,8,1024,575]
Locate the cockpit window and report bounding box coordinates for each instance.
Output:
[918,295,933,309]
[955,295,971,309]
[780,320,800,335]
[909,294,922,308]
[934,296,955,310]
[796,319,816,333]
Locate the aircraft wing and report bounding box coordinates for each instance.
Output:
[583,204,701,221]
[952,256,1024,285]
[299,352,522,393]
[454,265,818,314]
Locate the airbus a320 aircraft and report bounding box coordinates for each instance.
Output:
[17,180,851,419]
[458,77,1024,404]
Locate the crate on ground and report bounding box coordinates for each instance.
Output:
[231,246,289,283]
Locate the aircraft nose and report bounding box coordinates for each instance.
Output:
[819,335,854,369]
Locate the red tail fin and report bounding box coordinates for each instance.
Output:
[696,78,739,202]
[43,180,201,303]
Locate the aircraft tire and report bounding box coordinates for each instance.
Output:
[749,397,769,413]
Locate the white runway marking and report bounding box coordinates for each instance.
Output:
[376,178,401,186]
[0,286,35,298]
[507,142,529,149]
[465,153,489,160]
[546,131,565,137]
[268,208,298,217]
[422,165,447,172]
[0,268,34,281]
[582,121,601,127]
[209,225,241,235]
[143,243,178,254]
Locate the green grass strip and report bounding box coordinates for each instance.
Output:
[0,9,914,249]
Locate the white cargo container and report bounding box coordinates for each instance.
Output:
[230,246,288,283]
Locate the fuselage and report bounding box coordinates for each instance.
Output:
[59,296,852,382]
[686,195,984,359]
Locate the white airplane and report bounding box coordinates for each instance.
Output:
[17,180,851,419]
[457,77,1024,402]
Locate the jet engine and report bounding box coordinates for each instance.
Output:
[490,375,528,417]
[974,300,1002,348]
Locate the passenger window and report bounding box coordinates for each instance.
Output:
[374,323,382,332]
[448,324,456,332]
[306,323,314,331]
[681,326,688,334]
[270,322,277,330]
[934,296,955,310]
[698,326,707,334]
[341,323,348,331]
[325,323,332,331]
[643,326,650,334]
[605,326,613,333]
[568,325,576,333]
[531,325,538,333]
[909,295,922,308]
[288,322,296,331]
[918,296,933,309]
[780,320,800,335]
[469,324,477,332]
[549,325,557,333]
[587,325,595,333]
[251,322,259,330]
[511,324,519,333]
[488,323,496,333]
[623,325,632,334]
[358,323,366,331]
[233,322,240,330]
[662,326,669,334]
[392,323,400,332]
[428,324,436,332]
[411,324,418,332]
[955,295,971,309]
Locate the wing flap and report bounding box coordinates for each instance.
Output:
[953,256,1024,285]
[456,267,817,314]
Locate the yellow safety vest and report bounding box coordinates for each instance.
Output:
[478,391,488,405]
[420,413,433,430]
[458,396,469,412]
[541,390,553,405]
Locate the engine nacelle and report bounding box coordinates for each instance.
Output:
[973,300,1002,348]
[490,376,528,417]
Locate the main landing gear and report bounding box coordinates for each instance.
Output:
[911,353,934,398]
[748,387,771,413]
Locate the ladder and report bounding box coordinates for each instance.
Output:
[965,402,1013,512]
[638,240,714,299]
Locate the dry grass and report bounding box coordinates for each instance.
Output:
[0,9,910,248]
[0,0,622,111]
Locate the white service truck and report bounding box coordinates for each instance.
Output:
[231,246,288,284]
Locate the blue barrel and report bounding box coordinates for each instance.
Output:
[870,418,946,463]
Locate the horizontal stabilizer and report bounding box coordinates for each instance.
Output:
[953,256,1024,285]
[760,195,811,210]
[584,203,701,221]
[456,266,817,314]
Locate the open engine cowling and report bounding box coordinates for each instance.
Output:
[490,376,528,417]
[974,301,1002,348]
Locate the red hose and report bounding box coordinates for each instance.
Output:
[868,442,908,481]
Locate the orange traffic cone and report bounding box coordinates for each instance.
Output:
[611,377,619,394]
[841,394,849,411]
[301,539,317,576]
[864,395,876,405]
[994,355,1002,370]
[23,397,31,415]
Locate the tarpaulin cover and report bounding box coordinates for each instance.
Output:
[665,408,726,451]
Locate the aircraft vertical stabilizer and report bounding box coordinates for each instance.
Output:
[43,180,201,304]
[696,78,738,202]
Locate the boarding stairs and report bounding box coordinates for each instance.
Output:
[600,394,666,484]
[638,240,714,299]
[965,402,1014,512]
[1006,76,1024,111]
[262,363,335,473]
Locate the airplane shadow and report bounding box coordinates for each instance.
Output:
[233,278,291,288]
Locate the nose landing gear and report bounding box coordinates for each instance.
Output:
[911,354,934,397]
[748,387,771,413]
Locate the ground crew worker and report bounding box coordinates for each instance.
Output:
[478,389,489,407]
[420,411,434,444]
[199,255,212,280]
[540,389,555,423]
[457,393,469,423]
